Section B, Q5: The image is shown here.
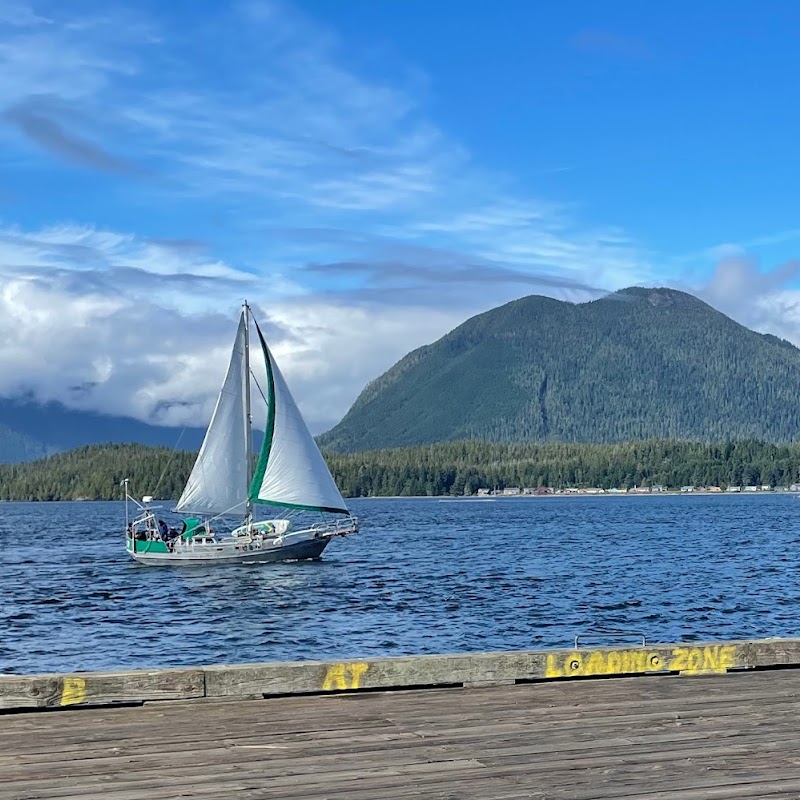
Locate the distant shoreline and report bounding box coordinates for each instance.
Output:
[6,441,800,504]
[0,490,794,503]
[357,490,795,500]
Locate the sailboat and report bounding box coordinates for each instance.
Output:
[124,302,358,565]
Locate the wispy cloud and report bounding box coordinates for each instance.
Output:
[703,228,800,261]
[4,96,147,175]
[302,236,605,308]
[0,0,668,431]
[0,1,52,27]
[698,256,800,324]
[0,223,250,283]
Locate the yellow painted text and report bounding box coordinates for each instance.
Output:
[545,645,737,679]
[60,677,86,706]
[322,662,369,691]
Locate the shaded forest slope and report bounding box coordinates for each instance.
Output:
[320,287,800,452]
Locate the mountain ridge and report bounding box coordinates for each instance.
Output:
[319,286,800,452]
[0,397,206,463]
[3,286,798,462]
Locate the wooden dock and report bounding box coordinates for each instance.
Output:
[4,638,800,798]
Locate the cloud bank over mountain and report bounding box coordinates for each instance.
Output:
[0,1,797,433]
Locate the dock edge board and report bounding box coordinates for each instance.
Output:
[3,637,800,711]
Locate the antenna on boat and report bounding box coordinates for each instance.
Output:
[121,478,130,536]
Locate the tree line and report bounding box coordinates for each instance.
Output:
[326,439,800,497]
[0,439,799,501]
[0,444,195,502]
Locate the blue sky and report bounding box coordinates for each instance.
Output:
[1,0,799,431]
[301,0,800,261]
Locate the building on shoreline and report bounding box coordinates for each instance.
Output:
[471,482,779,496]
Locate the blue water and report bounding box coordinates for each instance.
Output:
[1,495,799,674]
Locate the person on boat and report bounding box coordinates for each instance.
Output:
[159,524,178,542]
[158,519,169,539]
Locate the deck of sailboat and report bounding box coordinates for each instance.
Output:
[5,668,800,799]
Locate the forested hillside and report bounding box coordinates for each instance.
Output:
[1,440,799,501]
[0,444,196,501]
[320,287,800,452]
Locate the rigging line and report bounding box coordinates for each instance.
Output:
[204,501,250,525]
[251,369,267,405]
[178,500,248,526]
[151,425,188,500]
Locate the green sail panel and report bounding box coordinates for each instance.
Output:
[248,322,349,514]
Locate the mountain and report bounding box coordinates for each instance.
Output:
[0,397,205,463]
[319,287,800,452]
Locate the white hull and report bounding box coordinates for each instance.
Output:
[127,528,335,566]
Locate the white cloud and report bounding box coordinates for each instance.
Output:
[0,214,444,425]
[695,256,800,344]
[0,0,680,434]
[261,300,468,431]
[0,220,470,432]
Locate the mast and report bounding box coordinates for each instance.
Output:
[243,301,253,521]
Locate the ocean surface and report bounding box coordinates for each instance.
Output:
[2,495,799,674]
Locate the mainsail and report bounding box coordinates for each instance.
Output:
[248,322,349,514]
[176,313,250,517]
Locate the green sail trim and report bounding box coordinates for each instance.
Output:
[251,498,350,514]
[247,320,276,504]
[246,318,349,516]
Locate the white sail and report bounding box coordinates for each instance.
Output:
[249,330,349,514]
[176,313,250,517]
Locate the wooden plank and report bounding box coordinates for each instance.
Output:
[0,668,204,710]
[3,674,800,745]
[5,667,800,799]
[203,637,800,698]
[6,693,792,769]
[0,757,487,799]
[4,637,800,712]
[7,700,796,768]
[203,651,542,696]
[11,713,800,785]
[613,778,800,800]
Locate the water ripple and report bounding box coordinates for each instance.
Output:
[0,495,798,673]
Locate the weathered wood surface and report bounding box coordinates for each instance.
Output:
[5,637,800,711]
[3,669,800,798]
[0,668,204,710]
